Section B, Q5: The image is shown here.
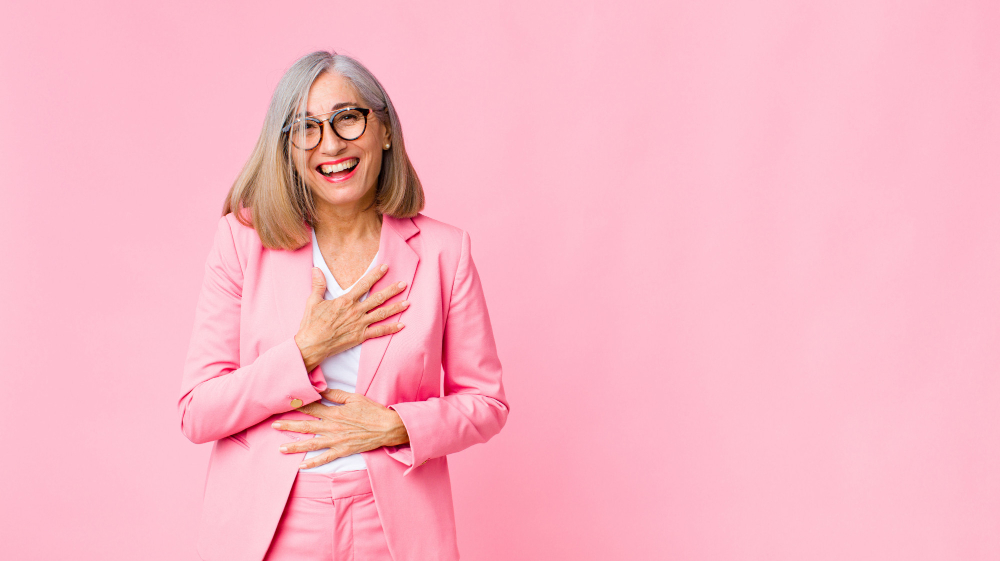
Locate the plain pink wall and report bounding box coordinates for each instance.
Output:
[2,1,999,559]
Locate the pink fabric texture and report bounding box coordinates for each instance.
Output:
[178,210,509,561]
[261,470,392,561]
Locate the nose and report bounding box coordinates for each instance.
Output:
[318,120,348,154]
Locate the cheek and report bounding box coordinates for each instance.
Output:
[291,152,310,177]
[364,152,383,182]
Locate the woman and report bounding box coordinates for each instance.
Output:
[178,50,509,561]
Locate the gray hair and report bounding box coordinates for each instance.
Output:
[224,50,424,250]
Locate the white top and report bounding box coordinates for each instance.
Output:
[299,228,380,473]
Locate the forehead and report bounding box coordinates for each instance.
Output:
[305,72,361,116]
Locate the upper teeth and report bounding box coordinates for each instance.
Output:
[320,159,358,174]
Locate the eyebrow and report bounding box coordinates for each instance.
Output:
[303,102,359,117]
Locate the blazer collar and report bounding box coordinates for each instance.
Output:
[271,214,419,396]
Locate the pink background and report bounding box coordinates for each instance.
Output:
[2,1,999,559]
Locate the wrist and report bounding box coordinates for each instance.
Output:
[381,408,410,447]
[294,333,323,373]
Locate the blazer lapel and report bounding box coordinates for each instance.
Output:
[270,215,419,396]
[271,229,314,341]
[356,215,419,396]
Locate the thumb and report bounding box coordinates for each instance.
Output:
[321,388,351,403]
[308,267,326,302]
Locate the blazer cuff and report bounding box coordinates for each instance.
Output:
[382,442,414,468]
[306,365,328,395]
[275,336,326,408]
[385,402,428,476]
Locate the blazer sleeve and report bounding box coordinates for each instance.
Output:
[384,229,510,476]
[178,216,326,445]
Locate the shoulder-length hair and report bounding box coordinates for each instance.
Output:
[222,50,425,250]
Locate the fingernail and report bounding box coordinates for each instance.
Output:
[299,463,308,469]
[380,264,388,272]
[280,446,288,453]
[272,422,281,429]
[401,300,409,307]
[398,281,407,288]
[398,323,405,329]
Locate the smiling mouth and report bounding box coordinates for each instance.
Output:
[317,158,359,177]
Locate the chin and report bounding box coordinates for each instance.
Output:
[316,186,375,208]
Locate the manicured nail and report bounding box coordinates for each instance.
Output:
[280,446,288,453]
[380,264,388,272]
[299,463,308,469]
[272,422,281,429]
[397,323,405,329]
[401,301,409,307]
[398,281,407,288]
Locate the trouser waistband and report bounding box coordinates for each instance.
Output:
[289,468,372,499]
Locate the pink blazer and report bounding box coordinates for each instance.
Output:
[178,210,509,561]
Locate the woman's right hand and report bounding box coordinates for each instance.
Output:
[294,264,409,372]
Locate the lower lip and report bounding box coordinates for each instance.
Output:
[318,163,358,183]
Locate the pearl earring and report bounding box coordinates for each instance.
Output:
[384,143,391,149]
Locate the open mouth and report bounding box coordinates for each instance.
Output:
[317,158,359,179]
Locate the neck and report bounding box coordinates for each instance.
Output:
[312,200,382,249]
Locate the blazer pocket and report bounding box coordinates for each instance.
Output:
[226,430,250,449]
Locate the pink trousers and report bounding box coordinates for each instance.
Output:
[262,469,394,561]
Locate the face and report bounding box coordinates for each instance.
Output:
[289,71,390,214]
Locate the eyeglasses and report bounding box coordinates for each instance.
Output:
[281,107,372,150]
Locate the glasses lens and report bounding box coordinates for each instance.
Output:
[334,109,367,140]
[290,119,321,150]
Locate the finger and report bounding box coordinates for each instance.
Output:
[363,299,409,324]
[362,321,405,341]
[320,388,353,404]
[346,263,388,302]
[362,281,407,313]
[271,420,325,433]
[296,402,340,418]
[307,268,327,304]
[280,435,327,454]
[299,448,346,470]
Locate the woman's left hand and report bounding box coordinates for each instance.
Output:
[272,388,410,469]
